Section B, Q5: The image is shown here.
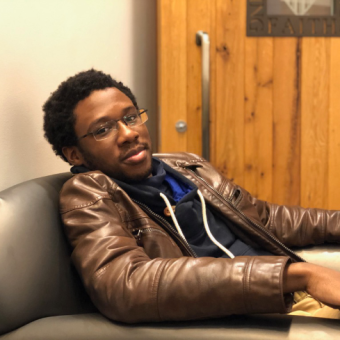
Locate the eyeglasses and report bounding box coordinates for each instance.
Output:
[78,109,148,141]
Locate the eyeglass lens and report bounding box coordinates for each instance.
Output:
[93,110,148,140]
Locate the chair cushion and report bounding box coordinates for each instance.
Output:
[2,313,340,340]
[0,173,95,335]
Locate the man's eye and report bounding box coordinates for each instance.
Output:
[125,114,138,125]
[94,126,110,136]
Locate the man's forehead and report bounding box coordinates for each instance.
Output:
[74,87,134,120]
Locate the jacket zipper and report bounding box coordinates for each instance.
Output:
[132,199,198,258]
[185,168,305,262]
[134,227,167,241]
[230,187,243,206]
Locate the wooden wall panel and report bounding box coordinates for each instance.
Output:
[158,0,340,209]
[208,3,217,165]
[186,0,216,155]
[300,38,330,209]
[158,0,187,152]
[244,37,273,202]
[214,0,246,186]
[328,39,340,210]
[272,38,301,206]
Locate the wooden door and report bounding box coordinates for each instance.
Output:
[158,0,340,209]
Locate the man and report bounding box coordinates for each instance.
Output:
[43,69,340,323]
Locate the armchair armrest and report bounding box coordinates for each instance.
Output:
[294,245,340,271]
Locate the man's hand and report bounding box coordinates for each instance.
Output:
[283,262,340,309]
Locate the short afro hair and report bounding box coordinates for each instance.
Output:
[43,69,138,163]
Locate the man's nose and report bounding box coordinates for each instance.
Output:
[116,121,139,145]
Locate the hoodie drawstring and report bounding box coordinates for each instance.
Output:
[160,193,187,242]
[160,190,235,259]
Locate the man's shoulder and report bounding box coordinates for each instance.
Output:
[59,171,115,213]
[62,170,113,191]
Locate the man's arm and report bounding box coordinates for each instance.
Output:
[174,154,340,248]
[60,172,292,323]
[60,172,340,323]
[283,262,340,309]
[235,185,340,248]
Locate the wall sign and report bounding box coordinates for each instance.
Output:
[247,0,340,36]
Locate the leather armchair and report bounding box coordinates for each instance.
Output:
[1,173,340,340]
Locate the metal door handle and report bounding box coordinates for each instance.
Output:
[196,31,210,161]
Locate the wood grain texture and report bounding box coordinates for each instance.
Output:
[300,38,330,209]
[214,0,246,186]
[157,0,187,152]
[158,1,340,209]
[186,0,215,155]
[328,38,340,210]
[272,38,301,206]
[244,37,273,202]
[208,3,217,166]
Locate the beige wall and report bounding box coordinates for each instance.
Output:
[0,0,157,191]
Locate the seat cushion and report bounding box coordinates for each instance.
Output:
[0,173,95,335]
[2,313,340,340]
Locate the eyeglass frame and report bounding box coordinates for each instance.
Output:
[78,108,148,141]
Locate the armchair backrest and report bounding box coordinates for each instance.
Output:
[0,173,95,335]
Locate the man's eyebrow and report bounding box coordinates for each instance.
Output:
[87,106,136,131]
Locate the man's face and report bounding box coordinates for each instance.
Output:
[71,87,152,182]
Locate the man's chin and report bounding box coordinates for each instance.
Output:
[101,162,152,183]
[118,167,152,183]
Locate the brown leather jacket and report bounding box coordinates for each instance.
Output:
[60,153,340,323]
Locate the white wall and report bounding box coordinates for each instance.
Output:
[0,0,157,191]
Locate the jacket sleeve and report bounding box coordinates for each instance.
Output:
[184,154,340,249]
[236,184,340,248]
[60,173,292,323]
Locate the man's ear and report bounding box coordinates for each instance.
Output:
[62,146,84,166]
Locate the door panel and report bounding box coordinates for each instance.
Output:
[272,38,301,206]
[214,0,246,188]
[301,38,330,208]
[158,0,340,209]
[329,39,340,209]
[244,37,273,202]
[157,0,187,152]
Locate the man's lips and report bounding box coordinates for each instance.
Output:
[121,145,148,163]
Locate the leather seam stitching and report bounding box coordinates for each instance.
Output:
[155,260,169,321]
[61,197,111,214]
[243,258,254,313]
